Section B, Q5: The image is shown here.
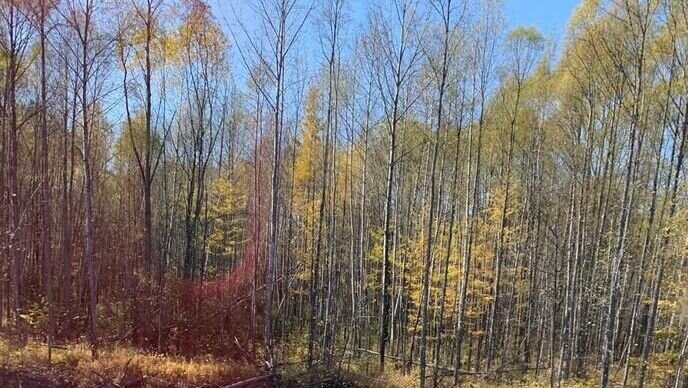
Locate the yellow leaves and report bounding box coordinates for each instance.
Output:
[473,242,495,264]
[655,325,680,341]
[208,178,242,216]
[295,266,311,282]
[366,228,385,267]
[115,3,175,71]
[204,178,246,257]
[507,26,545,47]
[480,181,523,238]
[650,25,675,60]
[114,0,227,75]
[114,115,143,175]
[160,32,182,64]
[679,286,688,321]
[567,0,601,38]
[175,0,228,65]
[514,278,530,294]
[293,86,323,201]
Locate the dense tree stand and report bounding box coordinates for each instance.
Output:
[0,0,687,387]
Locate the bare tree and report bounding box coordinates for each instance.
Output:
[227,0,312,374]
[365,0,424,370]
[419,0,462,386]
[0,0,33,331]
[61,0,115,357]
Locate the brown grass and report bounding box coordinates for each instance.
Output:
[0,338,259,387]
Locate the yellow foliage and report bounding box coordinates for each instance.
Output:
[205,178,246,259]
[162,0,228,67]
[293,85,323,217]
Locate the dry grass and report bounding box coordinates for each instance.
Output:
[323,358,653,388]
[0,337,258,387]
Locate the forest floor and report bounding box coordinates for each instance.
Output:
[0,338,261,387]
[0,339,471,388]
[0,338,666,387]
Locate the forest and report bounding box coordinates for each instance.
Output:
[0,0,687,386]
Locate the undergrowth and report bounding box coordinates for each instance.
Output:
[0,337,258,387]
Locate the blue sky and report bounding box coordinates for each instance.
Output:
[213,0,581,35]
[505,0,580,38]
[210,0,581,88]
[212,0,582,55]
